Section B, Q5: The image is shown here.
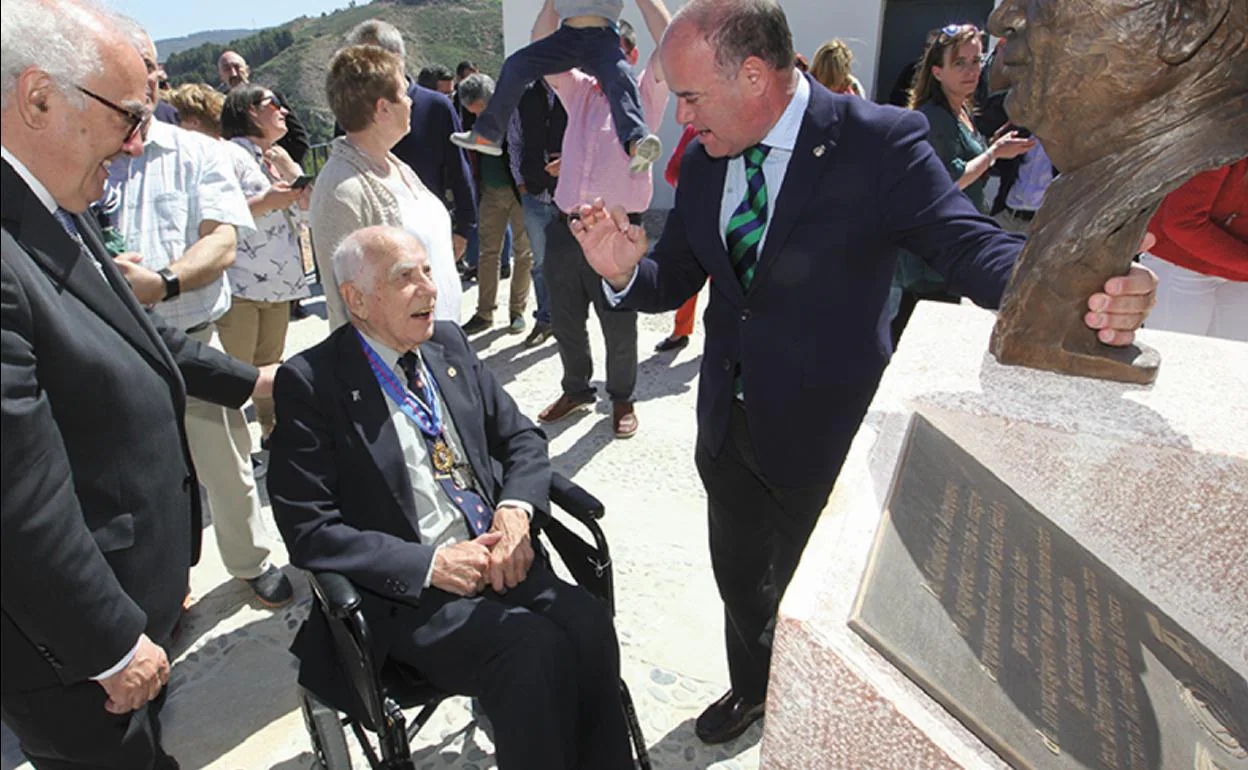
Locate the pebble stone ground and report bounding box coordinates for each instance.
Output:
[2,260,764,770]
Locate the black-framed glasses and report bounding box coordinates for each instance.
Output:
[76,85,147,143]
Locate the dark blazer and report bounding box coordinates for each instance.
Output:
[267,322,550,713]
[619,78,1023,488]
[0,159,257,693]
[392,83,478,238]
[517,80,567,198]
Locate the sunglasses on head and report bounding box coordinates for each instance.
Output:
[939,23,980,38]
[76,85,147,143]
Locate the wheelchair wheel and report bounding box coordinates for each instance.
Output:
[299,686,353,770]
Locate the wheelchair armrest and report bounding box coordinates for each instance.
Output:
[307,570,362,620]
[550,472,604,521]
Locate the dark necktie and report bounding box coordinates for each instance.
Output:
[398,353,493,536]
[725,144,771,290]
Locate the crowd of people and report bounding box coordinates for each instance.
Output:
[2,0,1242,766]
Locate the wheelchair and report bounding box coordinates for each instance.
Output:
[297,472,652,769]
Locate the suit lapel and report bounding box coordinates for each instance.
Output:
[749,81,841,292]
[3,163,174,376]
[420,341,496,508]
[336,331,420,528]
[694,152,746,305]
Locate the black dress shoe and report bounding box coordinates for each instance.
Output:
[694,690,764,744]
[654,335,689,353]
[500,263,512,279]
[246,566,294,608]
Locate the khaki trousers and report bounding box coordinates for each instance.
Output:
[184,326,272,579]
[477,185,534,321]
[215,298,291,435]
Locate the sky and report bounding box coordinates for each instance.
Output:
[107,0,353,42]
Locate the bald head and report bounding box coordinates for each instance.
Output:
[218,50,249,89]
[335,226,438,351]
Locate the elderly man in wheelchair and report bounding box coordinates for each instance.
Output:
[266,226,641,769]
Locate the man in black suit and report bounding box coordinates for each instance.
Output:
[266,225,633,770]
[1,1,270,766]
[572,0,1159,745]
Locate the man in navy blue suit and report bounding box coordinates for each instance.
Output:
[571,0,1159,745]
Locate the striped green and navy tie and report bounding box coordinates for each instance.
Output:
[725,143,771,290]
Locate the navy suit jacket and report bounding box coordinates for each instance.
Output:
[620,79,1024,488]
[267,322,550,713]
[391,83,478,238]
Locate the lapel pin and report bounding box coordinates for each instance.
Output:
[351,390,361,402]
[447,366,458,378]
[813,144,826,158]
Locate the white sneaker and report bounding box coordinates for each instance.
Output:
[628,133,663,173]
[450,130,504,156]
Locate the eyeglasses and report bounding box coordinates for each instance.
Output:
[76,85,147,143]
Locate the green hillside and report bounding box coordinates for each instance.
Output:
[167,0,504,145]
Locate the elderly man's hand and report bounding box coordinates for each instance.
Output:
[113,253,164,305]
[432,532,503,596]
[252,364,279,400]
[1083,234,1159,346]
[486,505,534,593]
[98,634,169,714]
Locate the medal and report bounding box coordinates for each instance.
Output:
[432,438,454,473]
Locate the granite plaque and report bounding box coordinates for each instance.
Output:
[849,414,1248,770]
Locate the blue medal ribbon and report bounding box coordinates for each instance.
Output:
[356,330,442,438]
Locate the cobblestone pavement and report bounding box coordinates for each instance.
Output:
[3,268,762,770]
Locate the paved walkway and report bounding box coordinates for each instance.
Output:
[3,272,762,769]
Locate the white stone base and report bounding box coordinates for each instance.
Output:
[760,302,1248,769]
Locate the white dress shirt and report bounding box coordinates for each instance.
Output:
[604,74,811,302]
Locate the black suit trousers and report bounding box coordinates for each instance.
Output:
[1,680,176,770]
[387,561,633,770]
[695,404,842,704]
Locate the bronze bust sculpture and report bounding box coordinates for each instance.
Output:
[986,0,1247,383]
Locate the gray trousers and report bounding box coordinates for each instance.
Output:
[544,215,637,403]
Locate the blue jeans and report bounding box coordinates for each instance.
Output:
[522,193,559,325]
[464,224,512,270]
[472,24,646,155]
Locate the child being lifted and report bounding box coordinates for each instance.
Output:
[451,0,663,174]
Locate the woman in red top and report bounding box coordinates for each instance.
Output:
[655,124,702,352]
[1142,159,1247,341]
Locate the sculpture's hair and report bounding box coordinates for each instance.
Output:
[455,73,494,109]
[675,0,795,76]
[907,23,981,112]
[811,39,855,93]
[326,45,405,132]
[344,19,407,60]
[1,0,116,109]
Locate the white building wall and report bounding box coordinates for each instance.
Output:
[501,0,887,209]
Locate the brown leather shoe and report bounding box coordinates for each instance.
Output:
[539,393,594,423]
[612,401,638,438]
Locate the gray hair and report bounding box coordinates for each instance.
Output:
[112,14,153,60]
[676,0,795,76]
[456,72,494,109]
[332,225,428,290]
[1,0,114,109]
[344,19,407,59]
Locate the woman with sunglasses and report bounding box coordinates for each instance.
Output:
[890,23,1036,337]
[214,83,311,442]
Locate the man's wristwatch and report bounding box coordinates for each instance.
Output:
[157,267,181,301]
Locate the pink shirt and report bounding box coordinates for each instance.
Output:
[550,59,670,214]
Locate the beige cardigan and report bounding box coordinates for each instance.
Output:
[309,137,460,329]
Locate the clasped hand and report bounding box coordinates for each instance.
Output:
[97,633,169,714]
[431,506,534,596]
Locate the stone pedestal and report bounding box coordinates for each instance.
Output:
[759,302,1248,769]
